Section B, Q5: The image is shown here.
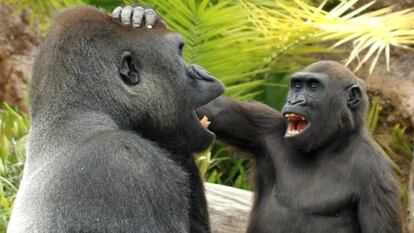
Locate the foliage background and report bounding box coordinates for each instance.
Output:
[0,0,413,231]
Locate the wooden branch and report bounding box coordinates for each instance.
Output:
[205,183,253,233]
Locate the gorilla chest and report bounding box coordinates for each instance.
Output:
[250,155,359,233]
[271,153,357,217]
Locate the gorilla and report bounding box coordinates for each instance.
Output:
[8,6,223,233]
[198,61,402,233]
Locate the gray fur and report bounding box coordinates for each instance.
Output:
[8,6,223,233]
[198,61,402,233]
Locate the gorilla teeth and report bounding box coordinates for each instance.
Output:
[284,113,309,136]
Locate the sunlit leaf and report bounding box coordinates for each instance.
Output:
[242,0,414,74]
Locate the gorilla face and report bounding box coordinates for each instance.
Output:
[281,72,328,152]
[281,63,362,153]
[115,31,224,153]
[31,7,224,154]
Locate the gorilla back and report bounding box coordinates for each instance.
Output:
[8,6,223,233]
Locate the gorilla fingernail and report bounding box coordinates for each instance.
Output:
[132,7,144,28]
[121,6,133,25]
[144,9,157,28]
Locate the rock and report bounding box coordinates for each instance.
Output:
[0,3,40,112]
[350,46,414,133]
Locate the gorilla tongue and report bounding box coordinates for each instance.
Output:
[200,116,211,129]
[286,113,308,136]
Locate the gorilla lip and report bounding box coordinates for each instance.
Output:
[284,113,309,137]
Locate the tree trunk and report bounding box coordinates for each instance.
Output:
[205,183,253,233]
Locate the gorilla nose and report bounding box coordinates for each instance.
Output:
[188,65,216,82]
[188,64,225,108]
[288,98,307,106]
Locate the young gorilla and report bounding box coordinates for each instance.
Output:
[198,61,402,233]
[8,6,223,233]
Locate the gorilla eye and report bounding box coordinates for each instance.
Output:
[292,80,302,89]
[307,79,320,89]
[178,42,185,55]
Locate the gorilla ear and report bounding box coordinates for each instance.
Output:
[347,85,362,109]
[119,51,140,85]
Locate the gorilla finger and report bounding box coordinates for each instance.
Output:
[159,19,167,27]
[111,6,122,20]
[144,9,157,29]
[121,6,133,25]
[132,6,145,28]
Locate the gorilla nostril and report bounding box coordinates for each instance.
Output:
[290,99,307,106]
[188,64,215,82]
[195,68,211,79]
[187,66,200,80]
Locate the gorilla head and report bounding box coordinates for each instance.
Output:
[30,7,224,153]
[281,61,368,152]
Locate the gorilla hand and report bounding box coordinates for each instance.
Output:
[112,6,162,29]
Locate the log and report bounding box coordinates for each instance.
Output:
[205,183,253,233]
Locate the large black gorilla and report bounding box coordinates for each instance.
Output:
[198,61,402,233]
[8,6,223,233]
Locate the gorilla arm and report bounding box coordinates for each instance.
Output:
[356,151,402,233]
[197,96,285,153]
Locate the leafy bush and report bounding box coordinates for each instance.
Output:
[197,144,252,190]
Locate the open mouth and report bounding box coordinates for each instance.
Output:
[283,112,309,137]
[192,111,211,130]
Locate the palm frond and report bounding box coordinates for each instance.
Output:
[125,0,268,100]
[242,0,414,74]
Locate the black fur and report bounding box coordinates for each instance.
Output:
[8,6,223,233]
[198,61,402,233]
